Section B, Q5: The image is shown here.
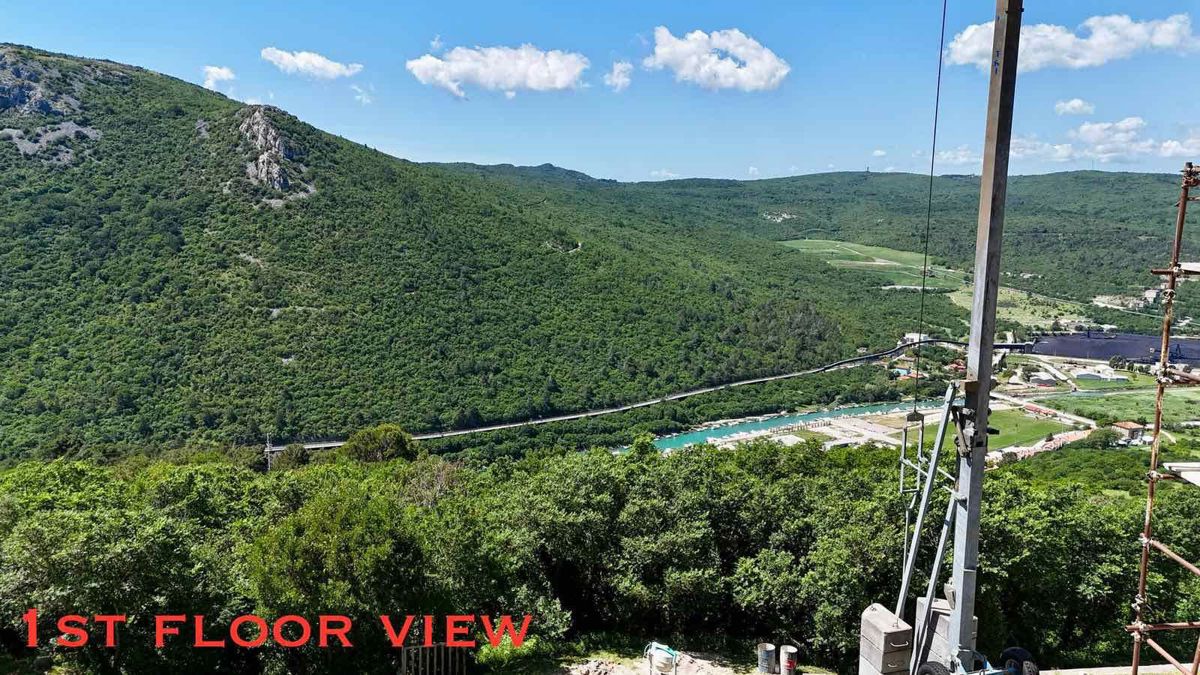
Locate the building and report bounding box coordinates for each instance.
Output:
[1111,421,1146,443]
[898,332,931,347]
[1028,372,1057,387]
[1074,367,1130,382]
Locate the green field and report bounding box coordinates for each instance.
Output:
[951,285,1090,329]
[784,239,1095,328]
[783,239,964,290]
[939,408,1072,451]
[1071,370,1158,390]
[1040,388,1200,425]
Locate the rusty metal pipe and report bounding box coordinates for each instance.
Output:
[1149,539,1200,577]
[1145,637,1192,675]
[1133,162,1195,675]
[1127,622,1200,632]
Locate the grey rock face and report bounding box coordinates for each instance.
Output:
[239,106,294,190]
[0,48,78,117]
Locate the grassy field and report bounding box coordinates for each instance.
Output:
[938,408,1073,451]
[783,239,963,290]
[1072,370,1158,390]
[1040,388,1200,425]
[783,238,1094,329]
[951,285,1090,329]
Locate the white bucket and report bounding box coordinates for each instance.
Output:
[649,649,676,673]
[779,645,798,675]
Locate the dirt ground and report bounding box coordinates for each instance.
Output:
[564,651,827,675]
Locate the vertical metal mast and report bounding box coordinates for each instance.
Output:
[950,0,1021,671]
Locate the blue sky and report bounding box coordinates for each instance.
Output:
[5,0,1200,181]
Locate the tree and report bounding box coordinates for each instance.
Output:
[273,443,310,470]
[339,424,416,463]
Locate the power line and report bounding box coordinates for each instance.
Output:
[911,0,949,407]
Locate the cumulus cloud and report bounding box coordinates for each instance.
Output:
[1055,98,1095,115]
[351,84,374,105]
[642,26,789,91]
[948,13,1198,73]
[872,149,887,157]
[604,61,633,92]
[1071,116,1156,162]
[430,35,443,51]
[1161,132,1200,158]
[1011,135,1076,162]
[747,166,760,176]
[406,44,589,98]
[650,168,679,179]
[261,47,363,79]
[937,145,981,167]
[202,65,235,90]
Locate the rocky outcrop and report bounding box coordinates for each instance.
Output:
[0,120,100,165]
[0,48,79,117]
[239,106,295,191]
[236,105,314,204]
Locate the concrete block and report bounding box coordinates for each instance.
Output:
[860,603,913,653]
[859,654,909,675]
[859,636,911,674]
[915,597,977,640]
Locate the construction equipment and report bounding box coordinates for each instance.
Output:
[1126,162,1200,675]
[862,0,1040,673]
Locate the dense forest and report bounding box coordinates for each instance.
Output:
[2,436,1196,673]
[0,44,966,459]
[447,164,1198,314]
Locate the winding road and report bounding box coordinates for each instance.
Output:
[269,338,1031,452]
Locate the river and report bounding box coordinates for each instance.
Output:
[653,399,944,450]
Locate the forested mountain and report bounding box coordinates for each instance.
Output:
[441,164,1197,310]
[0,45,959,458]
[0,44,1190,459]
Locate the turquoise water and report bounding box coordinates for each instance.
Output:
[653,399,944,450]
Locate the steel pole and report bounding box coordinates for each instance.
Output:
[950,0,1021,671]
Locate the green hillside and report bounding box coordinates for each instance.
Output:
[445,164,1198,325]
[0,45,959,459]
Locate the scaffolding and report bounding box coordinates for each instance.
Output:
[1128,161,1200,675]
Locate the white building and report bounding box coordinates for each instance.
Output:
[1073,366,1129,382]
[898,333,931,347]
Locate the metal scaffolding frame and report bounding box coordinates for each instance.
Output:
[1127,161,1200,675]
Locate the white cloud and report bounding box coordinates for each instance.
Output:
[604,61,633,92]
[650,168,679,179]
[872,149,887,157]
[202,65,235,90]
[949,14,1198,73]
[642,26,789,91]
[351,84,374,105]
[1071,116,1156,162]
[1055,98,1095,115]
[883,166,897,172]
[1011,135,1076,162]
[747,166,760,176]
[261,47,363,79]
[1161,132,1200,158]
[406,44,589,98]
[788,165,799,172]
[826,163,835,169]
[937,145,981,167]
[430,35,443,51]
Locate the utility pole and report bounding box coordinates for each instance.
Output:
[950,0,1021,671]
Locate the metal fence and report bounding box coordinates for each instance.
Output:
[398,643,473,675]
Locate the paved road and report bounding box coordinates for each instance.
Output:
[270,338,1031,453]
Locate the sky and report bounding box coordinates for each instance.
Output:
[5,0,1200,181]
